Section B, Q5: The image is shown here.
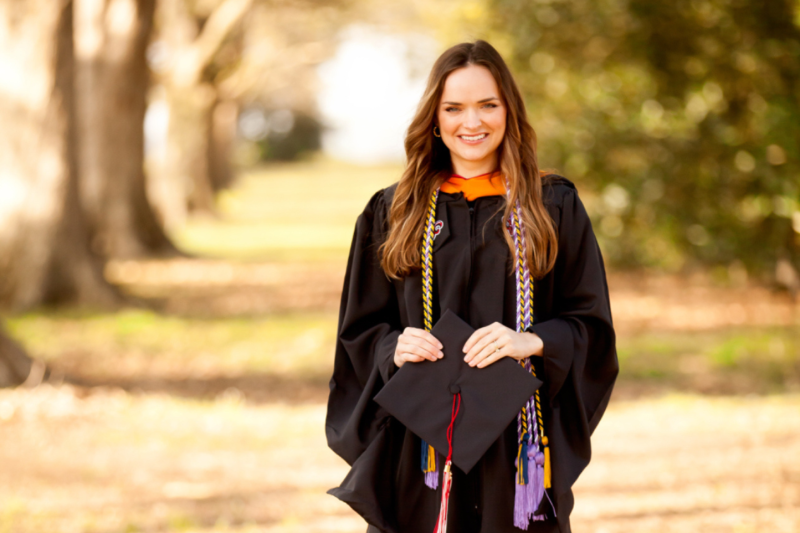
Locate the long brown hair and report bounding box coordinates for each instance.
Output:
[379,40,558,280]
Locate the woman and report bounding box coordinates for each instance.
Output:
[325,40,618,533]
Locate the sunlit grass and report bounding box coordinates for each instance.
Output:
[6,308,800,394]
[5,309,337,379]
[1,384,798,533]
[173,157,403,261]
[617,326,800,392]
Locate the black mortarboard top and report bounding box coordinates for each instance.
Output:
[374,309,543,474]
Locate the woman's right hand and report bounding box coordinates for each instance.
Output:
[394,327,444,368]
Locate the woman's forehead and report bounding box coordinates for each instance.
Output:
[440,65,501,104]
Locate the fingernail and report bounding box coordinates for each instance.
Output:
[438,351,444,358]
[439,343,444,349]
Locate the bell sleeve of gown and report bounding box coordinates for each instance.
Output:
[326,188,401,463]
[526,183,619,501]
[325,188,404,532]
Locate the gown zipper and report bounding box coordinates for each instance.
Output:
[464,199,477,323]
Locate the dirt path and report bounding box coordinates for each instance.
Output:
[1,385,797,533]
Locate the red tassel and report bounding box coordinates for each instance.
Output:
[433,393,461,533]
[434,461,453,533]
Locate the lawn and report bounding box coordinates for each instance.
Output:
[2,157,799,533]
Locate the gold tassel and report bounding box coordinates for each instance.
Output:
[542,436,551,489]
[427,444,436,472]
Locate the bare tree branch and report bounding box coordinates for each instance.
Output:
[170,0,253,88]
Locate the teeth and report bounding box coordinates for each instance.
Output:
[460,134,487,141]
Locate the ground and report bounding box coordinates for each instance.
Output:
[1,158,799,532]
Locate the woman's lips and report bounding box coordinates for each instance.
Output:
[458,133,489,144]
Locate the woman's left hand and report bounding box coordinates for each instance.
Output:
[462,322,543,368]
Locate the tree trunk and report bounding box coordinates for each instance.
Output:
[208,98,238,191]
[0,0,119,310]
[168,83,218,216]
[74,0,178,259]
[0,0,74,309]
[0,326,34,388]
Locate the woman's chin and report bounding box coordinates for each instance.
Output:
[453,150,495,165]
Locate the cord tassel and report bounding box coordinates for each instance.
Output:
[527,448,542,515]
[513,479,528,529]
[422,441,439,489]
[542,436,551,489]
[433,393,461,533]
[425,468,439,490]
[434,462,453,533]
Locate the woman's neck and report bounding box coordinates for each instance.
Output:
[450,155,499,179]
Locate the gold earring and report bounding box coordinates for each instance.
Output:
[433,126,441,137]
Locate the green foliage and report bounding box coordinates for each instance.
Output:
[256,112,323,162]
[616,326,799,392]
[489,0,800,277]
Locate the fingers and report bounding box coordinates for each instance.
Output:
[462,324,493,354]
[463,323,504,364]
[475,347,507,369]
[398,342,439,362]
[401,353,428,364]
[404,327,443,353]
[467,337,507,368]
[465,324,518,368]
[396,327,444,364]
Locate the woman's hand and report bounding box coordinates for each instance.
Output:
[462,322,543,368]
[394,327,444,368]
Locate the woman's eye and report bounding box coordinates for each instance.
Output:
[445,107,459,112]
[483,103,497,109]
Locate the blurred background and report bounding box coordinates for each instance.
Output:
[0,0,799,532]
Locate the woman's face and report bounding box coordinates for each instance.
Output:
[436,64,507,176]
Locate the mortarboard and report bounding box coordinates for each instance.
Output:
[374,308,543,475]
[374,309,543,532]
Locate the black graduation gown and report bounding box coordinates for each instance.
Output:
[325,175,618,533]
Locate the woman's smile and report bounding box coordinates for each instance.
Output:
[458,133,489,143]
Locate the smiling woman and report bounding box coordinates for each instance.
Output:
[325,40,618,533]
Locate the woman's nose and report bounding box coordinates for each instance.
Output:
[463,107,482,129]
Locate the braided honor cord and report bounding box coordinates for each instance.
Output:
[420,189,440,490]
[509,200,555,528]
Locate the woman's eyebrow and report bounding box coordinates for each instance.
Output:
[441,96,500,105]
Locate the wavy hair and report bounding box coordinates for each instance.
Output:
[380,40,558,280]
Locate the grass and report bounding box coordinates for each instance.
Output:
[1,385,798,533]
[174,157,403,262]
[7,308,799,397]
[6,309,336,378]
[2,156,800,532]
[616,326,800,393]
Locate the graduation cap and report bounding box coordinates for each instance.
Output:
[374,309,543,475]
[375,309,543,532]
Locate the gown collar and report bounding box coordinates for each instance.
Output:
[440,170,505,201]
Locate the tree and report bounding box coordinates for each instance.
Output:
[74,0,177,259]
[147,0,254,230]
[0,326,35,388]
[147,0,354,228]
[488,0,800,280]
[0,0,118,310]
